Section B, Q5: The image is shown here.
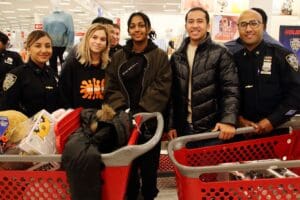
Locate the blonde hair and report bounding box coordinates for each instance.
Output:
[77,23,110,68]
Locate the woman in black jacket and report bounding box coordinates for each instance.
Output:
[105,12,172,200]
[0,30,59,116]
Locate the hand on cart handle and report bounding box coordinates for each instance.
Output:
[212,123,235,140]
[257,118,274,134]
[239,116,274,134]
[167,129,177,140]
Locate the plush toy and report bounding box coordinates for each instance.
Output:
[0,110,31,170]
[90,104,116,133]
[0,110,29,144]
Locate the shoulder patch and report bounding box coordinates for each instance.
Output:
[3,73,17,91]
[286,54,299,72]
[290,38,300,52]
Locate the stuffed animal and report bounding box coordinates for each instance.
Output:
[0,110,31,170]
[0,110,29,144]
[90,104,116,133]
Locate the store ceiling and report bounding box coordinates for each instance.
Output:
[0,0,181,31]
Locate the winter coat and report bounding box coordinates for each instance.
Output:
[170,34,239,135]
[105,39,172,114]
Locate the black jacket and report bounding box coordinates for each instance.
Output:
[78,108,132,152]
[0,59,60,116]
[0,49,23,84]
[170,34,239,135]
[105,39,172,114]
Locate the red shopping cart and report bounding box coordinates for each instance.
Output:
[168,121,300,200]
[0,108,164,200]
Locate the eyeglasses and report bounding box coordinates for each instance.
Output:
[238,20,262,29]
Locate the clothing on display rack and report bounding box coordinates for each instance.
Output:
[43,9,74,75]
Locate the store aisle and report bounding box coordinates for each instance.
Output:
[156,176,178,200]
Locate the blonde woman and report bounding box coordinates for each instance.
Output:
[59,23,110,109]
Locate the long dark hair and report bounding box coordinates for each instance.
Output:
[127,12,156,40]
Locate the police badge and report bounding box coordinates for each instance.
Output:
[3,73,17,91]
[290,38,300,52]
[286,54,299,72]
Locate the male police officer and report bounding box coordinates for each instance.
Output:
[0,31,23,84]
[234,9,300,134]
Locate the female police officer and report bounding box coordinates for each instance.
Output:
[0,30,60,116]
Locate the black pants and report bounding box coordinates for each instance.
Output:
[50,46,65,75]
[62,132,104,200]
[126,120,161,200]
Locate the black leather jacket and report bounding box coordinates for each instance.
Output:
[170,34,239,135]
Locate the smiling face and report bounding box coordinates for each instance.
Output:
[185,9,210,45]
[128,15,149,43]
[111,26,120,47]
[28,36,52,67]
[89,29,107,54]
[238,10,264,51]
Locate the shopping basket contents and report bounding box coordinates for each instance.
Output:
[168,125,300,200]
[0,109,164,200]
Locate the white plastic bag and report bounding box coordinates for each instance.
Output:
[19,109,56,154]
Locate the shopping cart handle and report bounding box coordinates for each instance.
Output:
[169,126,254,151]
[169,117,299,151]
[168,126,300,178]
[102,112,164,166]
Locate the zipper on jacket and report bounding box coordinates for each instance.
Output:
[117,59,131,109]
[139,54,149,102]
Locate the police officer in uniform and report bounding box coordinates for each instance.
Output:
[0,31,23,84]
[0,30,60,117]
[233,9,300,134]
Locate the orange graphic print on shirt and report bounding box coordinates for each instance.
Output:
[80,78,104,100]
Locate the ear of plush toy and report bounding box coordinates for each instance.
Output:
[90,104,116,133]
[96,104,116,122]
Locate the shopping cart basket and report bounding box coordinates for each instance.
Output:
[168,123,300,200]
[0,108,164,200]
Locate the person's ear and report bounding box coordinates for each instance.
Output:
[206,23,211,32]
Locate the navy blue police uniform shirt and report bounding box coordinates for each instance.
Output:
[0,50,23,83]
[1,59,60,116]
[233,41,300,126]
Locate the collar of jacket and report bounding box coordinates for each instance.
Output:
[27,59,52,76]
[241,40,266,56]
[123,39,157,57]
[177,32,212,55]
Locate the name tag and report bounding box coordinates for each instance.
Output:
[245,85,253,88]
[45,86,54,90]
[261,56,272,75]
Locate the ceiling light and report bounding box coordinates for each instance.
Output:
[2,11,15,13]
[112,8,124,11]
[163,9,177,12]
[102,1,121,4]
[17,9,31,11]
[0,2,12,5]
[165,3,180,6]
[69,9,82,12]
[34,6,48,9]
[123,5,135,8]
[59,2,70,5]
